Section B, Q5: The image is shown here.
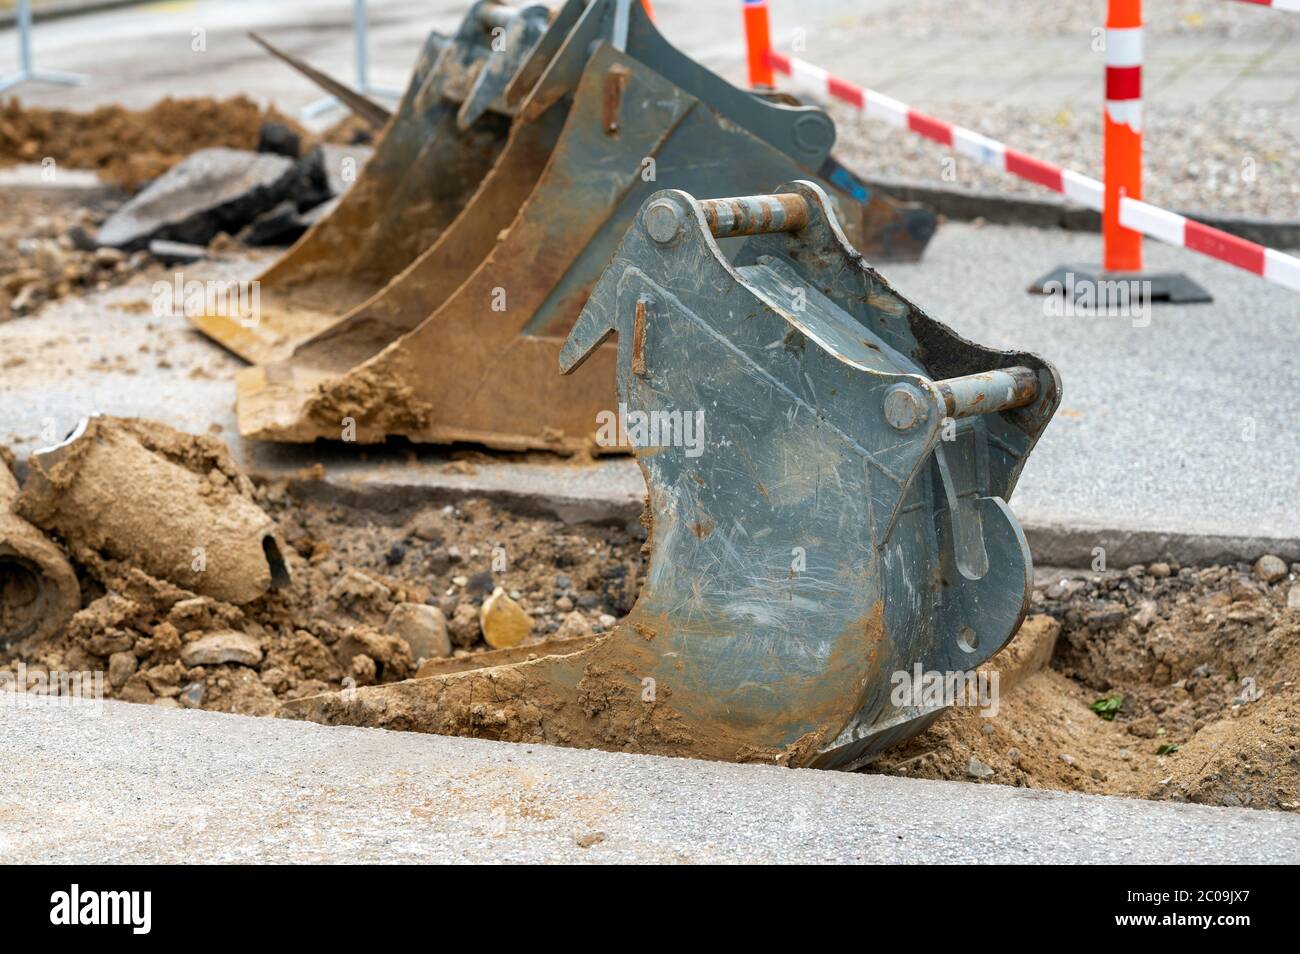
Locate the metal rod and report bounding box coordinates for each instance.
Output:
[300,0,400,119]
[353,0,368,89]
[700,193,809,238]
[936,367,1039,419]
[18,0,33,74]
[0,0,87,93]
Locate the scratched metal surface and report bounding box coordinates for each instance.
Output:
[235,0,939,450]
[562,180,1061,767]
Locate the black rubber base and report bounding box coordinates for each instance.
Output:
[1029,264,1212,304]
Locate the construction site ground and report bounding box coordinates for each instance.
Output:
[5,698,1299,863]
[2,191,1296,560]
[2,0,1298,862]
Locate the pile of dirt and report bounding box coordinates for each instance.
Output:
[871,560,1300,811]
[0,96,311,191]
[2,418,1297,810]
[0,425,644,717]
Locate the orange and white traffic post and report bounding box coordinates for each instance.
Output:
[742,0,775,88]
[1104,0,1144,273]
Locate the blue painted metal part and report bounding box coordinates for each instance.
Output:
[558,181,1061,767]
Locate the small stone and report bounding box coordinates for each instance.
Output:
[597,613,617,629]
[465,571,494,596]
[1288,583,1300,612]
[556,595,574,612]
[85,628,135,656]
[1148,561,1171,579]
[107,651,137,689]
[409,512,443,543]
[556,611,594,639]
[384,603,451,663]
[1058,753,1077,767]
[1085,602,1127,627]
[966,757,994,779]
[575,831,606,848]
[328,569,392,606]
[384,542,407,566]
[1132,600,1159,631]
[179,630,264,668]
[93,246,126,267]
[1254,554,1287,584]
[480,587,534,649]
[451,575,469,588]
[153,697,181,709]
[179,681,205,708]
[1006,747,1021,765]
[350,653,377,686]
[447,601,481,648]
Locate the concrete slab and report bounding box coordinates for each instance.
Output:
[2,698,1296,863]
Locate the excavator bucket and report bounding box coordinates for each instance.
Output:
[282,182,1060,770]
[193,0,567,363]
[231,0,938,451]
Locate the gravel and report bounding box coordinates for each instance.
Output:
[834,101,1298,220]
[849,0,1300,42]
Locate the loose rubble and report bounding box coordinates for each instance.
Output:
[872,558,1300,811]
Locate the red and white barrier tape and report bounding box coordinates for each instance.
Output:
[768,51,1300,292]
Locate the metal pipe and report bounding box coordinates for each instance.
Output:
[936,366,1039,419]
[700,193,809,238]
[18,0,33,74]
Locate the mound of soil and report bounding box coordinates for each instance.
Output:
[0,96,311,191]
[871,562,1300,811]
[2,446,644,718]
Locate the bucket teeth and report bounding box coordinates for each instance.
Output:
[283,182,1059,770]
[225,0,941,451]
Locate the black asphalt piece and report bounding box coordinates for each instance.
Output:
[97,148,298,251]
[256,120,302,159]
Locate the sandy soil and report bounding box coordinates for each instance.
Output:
[871,563,1300,811]
[0,96,316,191]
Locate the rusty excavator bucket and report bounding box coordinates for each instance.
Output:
[282,181,1060,770]
[193,0,564,363]
[218,0,937,450]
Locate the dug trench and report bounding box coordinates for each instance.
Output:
[1,427,1296,811]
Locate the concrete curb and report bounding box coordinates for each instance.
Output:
[864,174,1300,250]
[1023,522,1300,570]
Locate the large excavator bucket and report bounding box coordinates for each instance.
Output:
[282,182,1060,770]
[193,0,567,363]
[232,0,937,450]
